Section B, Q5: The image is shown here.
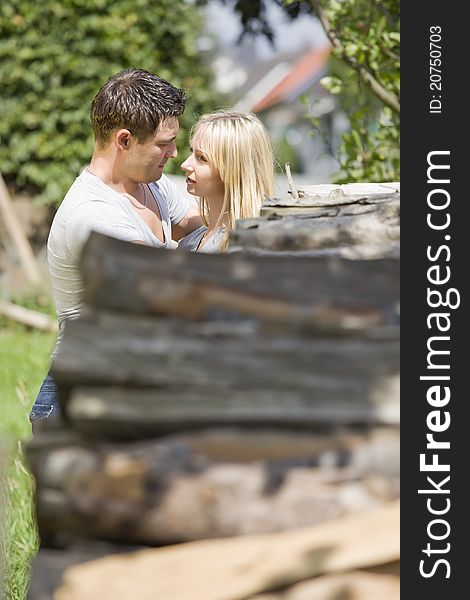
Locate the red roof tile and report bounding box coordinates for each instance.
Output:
[251,45,331,113]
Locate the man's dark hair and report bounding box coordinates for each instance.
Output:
[90,68,186,146]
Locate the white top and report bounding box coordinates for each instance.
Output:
[47,169,190,355]
[178,225,225,253]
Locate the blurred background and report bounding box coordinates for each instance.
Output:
[0,2,399,599]
[0,0,400,204]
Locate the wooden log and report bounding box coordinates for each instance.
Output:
[28,426,399,466]
[28,430,399,545]
[247,570,400,600]
[50,310,399,434]
[52,501,399,600]
[0,301,58,332]
[260,189,399,214]
[63,379,399,436]
[0,172,43,287]
[79,232,399,324]
[231,193,399,257]
[32,453,344,543]
[286,181,400,200]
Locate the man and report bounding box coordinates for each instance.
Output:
[30,68,202,422]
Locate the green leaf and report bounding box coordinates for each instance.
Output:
[0,0,221,205]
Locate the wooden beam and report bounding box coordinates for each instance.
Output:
[0,301,57,332]
[233,194,399,256]
[30,433,398,545]
[0,172,43,287]
[50,310,399,434]
[79,233,400,322]
[52,501,399,600]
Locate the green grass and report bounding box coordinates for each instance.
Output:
[0,325,55,600]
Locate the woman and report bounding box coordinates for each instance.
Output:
[179,111,275,252]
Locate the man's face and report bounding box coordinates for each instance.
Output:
[127,117,179,183]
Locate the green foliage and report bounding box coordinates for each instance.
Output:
[0,0,220,205]
[208,0,400,182]
[334,104,399,183]
[316,0,400,182]
[274,133,302,173]
[0,325,55,600]
[1,444,40,600]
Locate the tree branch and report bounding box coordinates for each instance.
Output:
[308,0,400,114]
[371,0,399,31]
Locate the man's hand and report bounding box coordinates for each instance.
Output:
[172,203,203,241]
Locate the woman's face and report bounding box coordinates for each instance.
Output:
[181,138,224,201]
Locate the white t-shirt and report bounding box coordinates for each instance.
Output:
[47,169,189,356]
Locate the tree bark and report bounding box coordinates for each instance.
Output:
[79,232,400,321]
[231,193,399,258]
[50,310,399,435]
[29,433,399,545]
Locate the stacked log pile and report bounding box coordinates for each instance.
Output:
[230,182,400,258]
[27,183,400,599]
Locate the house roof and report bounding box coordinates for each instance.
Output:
[250,45,331,113]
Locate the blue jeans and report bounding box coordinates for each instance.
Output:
[29,373,61,422]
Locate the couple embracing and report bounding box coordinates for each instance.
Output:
[30,68,275,423]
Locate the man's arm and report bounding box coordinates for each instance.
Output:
[172,202,203,241]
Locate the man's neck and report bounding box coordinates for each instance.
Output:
[88,152,139,196]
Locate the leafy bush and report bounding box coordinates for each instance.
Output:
[211,0,400,183]
[318,57,399,183]
[0,0,220,205]
[318,0,400,183]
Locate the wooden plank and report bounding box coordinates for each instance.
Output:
[28,427,400,545]
[32,433,393,543]
[0,172,43,287]
[0,301,58,332]
[33,443,398,545]
[27,426,398,466]
[49,310,336,389]
[63,382,399,436]
[290,181,400,199]
[247,571,400,600]
[232,197,399,257]
[51,311,399,432]
[53,501,399,600]
[80,233,400,320]
[262,191,399,210]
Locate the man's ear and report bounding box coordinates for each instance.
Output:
[116,129,132,150]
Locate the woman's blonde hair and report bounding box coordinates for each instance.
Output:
[190,110,275,250]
